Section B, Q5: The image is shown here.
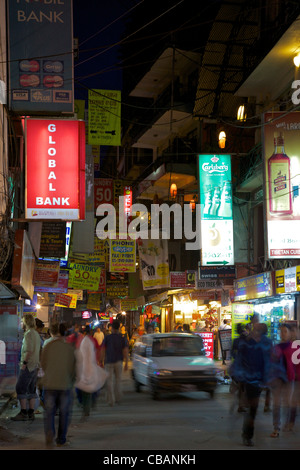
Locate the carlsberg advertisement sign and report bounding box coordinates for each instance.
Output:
[198,154,234,266]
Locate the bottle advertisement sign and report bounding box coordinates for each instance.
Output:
[264,112,300,259]
[198,154,234,266]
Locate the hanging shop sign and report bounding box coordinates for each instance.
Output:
[275,266,300,294]
[54,293,72,308]
[264,112,300,259]
[198,154,234,266]
[121,299,138,311]
[106,285,129,298]
[87,267,106,295]
[138,239,170,290]
[34,270,69,294]
[94,178,113,211]
[11,229,35,299]
[124,186,132,223]
[87,293,102,311]
[234,272,273,302]
[198,263,236,279]
[170,271,196,288]
[7,0,73,114]
[109,240,136,273]
[39,222,66,259]
[196,279,224,290]
[33,260,60,288]
[25,119,85,221]
[68,262,102,291]
[88,89,121,146]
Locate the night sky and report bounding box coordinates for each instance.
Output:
[72,0,139,101]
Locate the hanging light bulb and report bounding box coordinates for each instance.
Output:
[170,183,177,198]
[237,104,246,122]
[189,197,196,212]
[218,131,226,149]
[294,53,300,68]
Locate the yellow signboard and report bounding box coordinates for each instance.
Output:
[275,269,285,294]
[109,239,136,273]
[68,262,102,291]
[275,266,300,294]
[88,89,121,146]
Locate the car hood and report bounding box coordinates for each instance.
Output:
[150,355,216,371]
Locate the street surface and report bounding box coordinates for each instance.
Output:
[0,363,299,458]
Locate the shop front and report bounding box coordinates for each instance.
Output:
[233,270,298,343]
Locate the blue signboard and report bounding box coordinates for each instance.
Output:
[234,272,273,301]
[7,0,73,114]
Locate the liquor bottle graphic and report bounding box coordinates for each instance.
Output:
[218,181,232,218]
[268,132,292,216]
[210,186,221,215]
[203,185,213,215]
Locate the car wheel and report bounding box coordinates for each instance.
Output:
[208,390,215,399]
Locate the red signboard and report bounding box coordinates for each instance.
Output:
[124,186,132,216]
[94,178,113,210]
[196,332,214,360]
[25,118,85,220]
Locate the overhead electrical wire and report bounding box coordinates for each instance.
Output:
[77,0,145,47]
[74,0,186,68]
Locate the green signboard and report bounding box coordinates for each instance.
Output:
[198,154,234,266]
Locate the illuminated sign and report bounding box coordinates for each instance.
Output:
[275,266,300,294]
[25,119,85,220]
[264,112,300,259]
[124,186,132,217]
[234,272,273,301]
[198,154,234,266]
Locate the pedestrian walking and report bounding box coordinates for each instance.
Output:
[11,314,41,421]
[75,325,107,419]
[230,322,272,446]
[93,326,104,347]
[40,323,76,447]
[229,323,248,413]
[268,323,295,437]
[100,319,129,407]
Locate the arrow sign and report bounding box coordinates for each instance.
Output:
[206,261,229,265]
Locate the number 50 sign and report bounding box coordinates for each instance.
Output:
[94,178,113,210]
[68,263,102,291]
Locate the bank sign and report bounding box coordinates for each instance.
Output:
[25,118,86,220]
[198,154,234,266]
[7,0,74,113]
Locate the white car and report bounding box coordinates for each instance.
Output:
[131,332,218,399]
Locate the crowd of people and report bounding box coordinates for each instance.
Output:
[9,313,300,449]
[11,314,129,448]
[229,317,300,446]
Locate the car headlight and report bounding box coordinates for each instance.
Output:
[154,369,172,376]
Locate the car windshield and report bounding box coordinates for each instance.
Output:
[152,336,206,357]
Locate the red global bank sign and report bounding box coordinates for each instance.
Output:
[25,118,85,220]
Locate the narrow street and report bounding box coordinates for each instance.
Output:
[0,364,299,455]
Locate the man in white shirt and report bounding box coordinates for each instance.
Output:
[93,327,104,347]
[11,314,41,421]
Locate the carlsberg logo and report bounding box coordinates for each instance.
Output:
[202,163,229,173]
